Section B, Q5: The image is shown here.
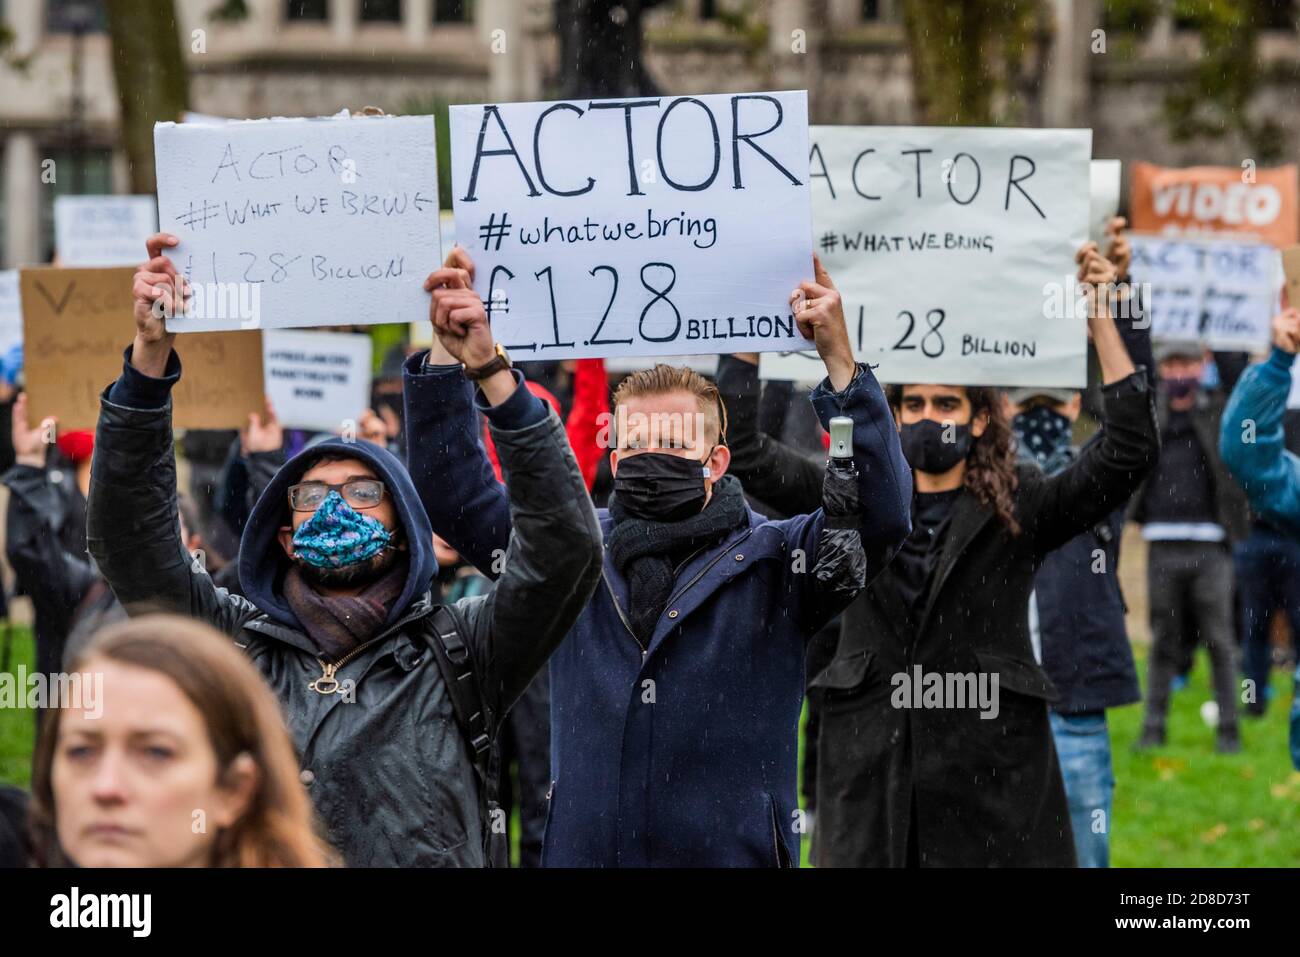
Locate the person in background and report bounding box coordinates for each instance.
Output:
[1133,340,1249,753]
[3,395,96,732]
[28,615,334,867]
[999,216,1150,868]
[1220,308,1300,767]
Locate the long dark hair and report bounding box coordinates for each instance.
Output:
[887,384,1021,536]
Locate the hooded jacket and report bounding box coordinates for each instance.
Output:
[87,347,603,867]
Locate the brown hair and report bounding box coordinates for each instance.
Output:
[887,384,1022,536]
[611,364,727,447]
[29,615,336,868]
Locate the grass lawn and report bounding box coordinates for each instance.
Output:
[3,621,1296,866]
[0,627,35,789]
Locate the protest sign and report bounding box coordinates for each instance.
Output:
[154,113,440,332]
[53,195,158,267]
[449,91,814,361]
[0,271,21,354]
[18,266,264,430]
[1090,160,1121,246]
[1281,244,1300,310]
[760,125,1092,387]
[1129,162,1299,247]
[263,329,372,432]
[409,210,456,349]
[1128,234,1280,351]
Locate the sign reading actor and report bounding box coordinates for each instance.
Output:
[450,91,815,360]
[762,125,1092,388]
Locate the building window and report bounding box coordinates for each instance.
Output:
[862,0,880,20]
[1262,0,1296,29]
[39,146,114,260]
[286,0,329,20]
[434,0,473,22]
[46,0,107,33]
[360,0,402,22]
[700,0,716,19]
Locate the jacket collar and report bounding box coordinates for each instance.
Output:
[916,489,995,636]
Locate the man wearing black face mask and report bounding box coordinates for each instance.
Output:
[1132,341,1250,753]
[723,241,1160,867]
[412,249,912,867]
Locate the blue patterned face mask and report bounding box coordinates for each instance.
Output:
[291,490,393,568]
[1012,404,1073,473]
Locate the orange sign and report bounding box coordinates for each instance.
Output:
[1129,162,1299,248]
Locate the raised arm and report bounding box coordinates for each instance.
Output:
[421,264,603,710]
[404,249,513,578]
[1020,241,1159,554]
[1220,310,1300,538]
[86,234,255,634]
[716,353,824,516]
[764,256,912,631]
[2,399,98,653]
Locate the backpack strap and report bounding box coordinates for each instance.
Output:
[425,603,506,866]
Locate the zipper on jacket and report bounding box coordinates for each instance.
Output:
[602,573,647,658]
[308,635,387,694]
[665,528,756,608]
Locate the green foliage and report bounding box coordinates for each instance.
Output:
[208,0,250,22]
[1164,0,1283,162]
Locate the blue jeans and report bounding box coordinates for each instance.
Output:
[1234,528,1300,711]
[1049,711,1114,868]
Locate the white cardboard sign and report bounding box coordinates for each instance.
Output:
[154,114,440,332]
[1128,234,1280,351]
[760,125,1092,387]
[450,91,814,360]
[263,330,373,432]
[54,195,158,267]
[1090,160,1121,246]
[0,271,21,353]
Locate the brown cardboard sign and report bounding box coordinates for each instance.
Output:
[1282,245,1300,309]
[18,266,264,431]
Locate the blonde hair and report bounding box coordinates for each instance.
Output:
[30,615,336,868]
[611,364,727,449]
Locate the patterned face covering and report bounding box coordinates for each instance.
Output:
[291,490,393,569]
[1012,404,1074,473]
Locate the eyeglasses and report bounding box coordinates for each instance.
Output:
[288,479,386,512]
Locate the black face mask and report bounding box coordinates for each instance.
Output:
[899,419,972,475]
[613,450,711,522]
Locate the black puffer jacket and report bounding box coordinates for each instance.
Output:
[88,351,603,867]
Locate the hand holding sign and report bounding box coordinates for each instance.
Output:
[132,233,184,377]
[425,248,516,406]
[1076,240,1118,322]
[794,254,855,391]
[1104,216,1131,277]
[241,399,283,455]
[1271,308,1300,354]
[11,393,51,469]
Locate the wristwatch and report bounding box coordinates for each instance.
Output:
[463,343,512,381]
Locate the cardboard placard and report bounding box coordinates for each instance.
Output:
[450,91,814,360]
[18,267,264,431]
[54,195,159,267]
[154,114,441,332]
[1281,244,1300,309]
[1128,234,1281,351]
[263,329,372,432]
[761,125,1092,387]
[1129,162,1299,247]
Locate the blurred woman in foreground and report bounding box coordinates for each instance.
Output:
[28,615,333,867]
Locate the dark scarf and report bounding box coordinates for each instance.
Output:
[607,474,748,645]
[282,557,408,662]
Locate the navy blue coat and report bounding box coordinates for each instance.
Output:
[405,357,912,866]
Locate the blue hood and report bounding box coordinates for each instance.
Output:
[237,438,436,633]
